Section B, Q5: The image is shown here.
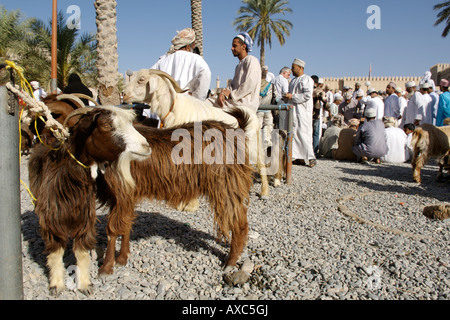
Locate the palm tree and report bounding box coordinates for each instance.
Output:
[94,0,120,105]
[191,0,204,56]
[434,1,450,38]
[0,6,28,61]
[2,8,97,91]
[233,0,293,67]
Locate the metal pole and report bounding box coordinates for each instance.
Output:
[286,106,294,184]
[0,85,24,300]
[258,104,294,184]
[51,0,58,94]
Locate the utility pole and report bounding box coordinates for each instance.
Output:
[0,66,24,300]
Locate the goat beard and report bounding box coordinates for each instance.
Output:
[112,152,136,192]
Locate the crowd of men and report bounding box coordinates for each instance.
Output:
[46,27,448,169]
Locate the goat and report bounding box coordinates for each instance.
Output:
[122,69,269,200]
[411,124,450,183]
[28,106,151,295]
[95,108,255,275]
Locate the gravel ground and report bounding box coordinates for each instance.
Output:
[18,154,450,300]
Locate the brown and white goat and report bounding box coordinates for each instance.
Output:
[28,106,151,295]
[411,124,450,183]
[96,110,255,275]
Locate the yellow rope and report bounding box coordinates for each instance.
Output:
[5,61,88,206]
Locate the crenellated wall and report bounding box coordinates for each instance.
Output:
[322,63,450,93]
[322,76,423,93]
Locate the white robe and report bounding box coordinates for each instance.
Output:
[402,92,424,126]
[360,95,384,120]
[151,50,211,101]
[381,127,409,163]
[289,74,315,161]
[226,55,262,112]
[272,74,289,102]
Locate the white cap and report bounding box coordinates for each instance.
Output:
[318,78,324,84]
[367,88,377,94]
[405,81,416,88]
[420,82,430,89]
[395,86,403,93]
[334,93,343,101]
[30,81,39,90]
[365,108,377,118]
[293,59,306,68]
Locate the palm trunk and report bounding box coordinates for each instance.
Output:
[191,0,204,56]
[260,41,265,69]
[94,0,120,105]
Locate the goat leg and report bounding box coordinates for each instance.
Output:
[224,211,248,270]
[73,245,93,296]
[47,247,65,295]
[99,234,117,275]
[116,232,131,266]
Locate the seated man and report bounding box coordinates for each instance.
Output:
[333,118,360,161]
[210,32,261,112]
[352,108,387,164]
[151,28,211,101]
[381,117,409,163]
[319,115,344,159]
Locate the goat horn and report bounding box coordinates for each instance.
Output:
[63,107,93,128]
[70,93,100,106]
[148,69,189,94]
[56,94,86,109]
[45,100,78,117]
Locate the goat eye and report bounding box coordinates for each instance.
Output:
[138,77,146,84]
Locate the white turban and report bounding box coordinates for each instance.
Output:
[30,81,39,90]
[167,28,196,54]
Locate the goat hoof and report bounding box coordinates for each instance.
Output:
[98,265,114,275]
[78,285,93,296]
[49,286,64,296]
[116,256,128,266]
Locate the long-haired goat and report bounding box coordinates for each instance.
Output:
[411,124,450,183]
[122,69,269,200]
[28,106,151,295]
[96,109,255,275]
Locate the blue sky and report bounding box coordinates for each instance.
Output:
[3,0,450,88]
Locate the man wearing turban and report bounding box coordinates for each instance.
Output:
[211,32,261,113]
[151,28,211,101]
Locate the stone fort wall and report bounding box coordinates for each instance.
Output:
[322,63,450,93]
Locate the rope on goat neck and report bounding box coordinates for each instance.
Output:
[159,98,175,128]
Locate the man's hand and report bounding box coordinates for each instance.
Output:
[217,89,231,108]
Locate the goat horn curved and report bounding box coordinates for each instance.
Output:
[45,100,78,117]
[70,93,100,106]
[148,69,189,94]
[56,94,86,109]
[63,107,93,128]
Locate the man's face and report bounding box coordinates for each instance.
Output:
[291,64,302,77]
[282,70,291,79]
[386,85,394,94]
[231,38,246,57]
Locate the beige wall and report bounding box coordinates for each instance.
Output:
[322,63,450,94]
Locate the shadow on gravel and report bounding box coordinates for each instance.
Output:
[21,208,227,272]
[337,162,450,202]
